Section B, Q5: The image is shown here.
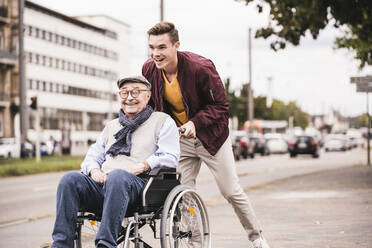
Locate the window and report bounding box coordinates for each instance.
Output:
[56,84,60,93]
[47,32,52,41]
[27,25,32,36]
[42,56,46,66]
[45,82,51,92]
[55,34,60,44]
[35,28,40,38]
[27,52,33,63]
[35,54,40,64]
[27,79,32,89]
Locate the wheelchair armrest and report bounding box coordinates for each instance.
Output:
[148,166,177,177]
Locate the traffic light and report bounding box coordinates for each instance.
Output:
[30,96,37,110]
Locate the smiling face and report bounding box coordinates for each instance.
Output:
[148,33,180,72]
[119,82,151,119]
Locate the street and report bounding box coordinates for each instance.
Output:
[0,148,366,247]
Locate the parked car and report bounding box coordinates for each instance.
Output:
[264,133,288,154]
[249,134,269,156]
[288,135,319,158]
[231,131,255,160]
[324,135,348,152]
[0,138,33,158]
[0,138,21,158]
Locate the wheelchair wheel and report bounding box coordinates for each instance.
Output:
[160,185,211,248]
[75,212,102,248]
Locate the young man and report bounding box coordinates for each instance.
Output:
[142,22,270,248]
[51,76,180,248]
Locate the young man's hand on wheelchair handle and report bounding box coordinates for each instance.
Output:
[90,168,107,185]
[179,121,196,138]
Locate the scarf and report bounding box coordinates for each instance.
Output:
[106,105,153,157]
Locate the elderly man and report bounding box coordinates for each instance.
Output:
[51,76,180,248]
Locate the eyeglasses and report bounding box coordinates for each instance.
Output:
[118,88,149,99]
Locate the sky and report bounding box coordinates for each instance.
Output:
[32,0,372,117]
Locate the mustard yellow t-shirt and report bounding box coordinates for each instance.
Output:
[162,71,188,126]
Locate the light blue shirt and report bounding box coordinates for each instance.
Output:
[81,116,180,175]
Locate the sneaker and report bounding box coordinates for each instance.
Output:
[252,236,270,248]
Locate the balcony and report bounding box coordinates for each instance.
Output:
[0,49,17,66]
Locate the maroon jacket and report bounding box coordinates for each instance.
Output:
[142,51,229,155]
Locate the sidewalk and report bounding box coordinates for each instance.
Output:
[208,165,372,248]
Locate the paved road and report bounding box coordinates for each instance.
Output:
[0,148,365,247]
[209,165,372,248]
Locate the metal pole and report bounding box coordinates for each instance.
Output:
[35,107,41,162]
[160,0,164,21]
[367,92,370,166]
[18,0,28,157]
[248,28,254,134]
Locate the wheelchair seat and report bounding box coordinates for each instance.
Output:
[78,167,180,218]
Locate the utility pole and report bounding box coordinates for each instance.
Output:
[18,0,28,157]
[248,28,254,134]
[367,92,370,165]
[266,76,273,108]
[160,0,164,21]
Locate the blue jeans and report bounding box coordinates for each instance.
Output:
[51,169,146,248]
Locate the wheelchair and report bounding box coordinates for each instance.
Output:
[75,167,211,248]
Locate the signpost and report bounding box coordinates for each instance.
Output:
[350,75,372,166]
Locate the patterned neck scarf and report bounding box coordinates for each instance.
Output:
[106,105,153,157]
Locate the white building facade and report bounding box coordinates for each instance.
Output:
[24,1,131,154]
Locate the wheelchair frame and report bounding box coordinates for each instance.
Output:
[75,167,211,248]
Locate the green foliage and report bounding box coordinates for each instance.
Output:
[224,79,308,128]
[0,155,84,177]
[350,113,369,128]
[239,0,372,68]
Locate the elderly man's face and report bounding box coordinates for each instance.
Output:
[119,82,151,118]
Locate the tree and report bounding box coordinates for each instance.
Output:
[239,0,372,68]
[350,113,368,128]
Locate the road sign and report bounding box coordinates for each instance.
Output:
[350,75,372,84]
[357,84,372,92]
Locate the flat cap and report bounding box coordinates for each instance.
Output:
[117,75,151,89]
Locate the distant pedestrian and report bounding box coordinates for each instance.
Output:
[142,22,270,248]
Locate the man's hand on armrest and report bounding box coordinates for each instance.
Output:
[90,168,107,185]
[125,162,150,175]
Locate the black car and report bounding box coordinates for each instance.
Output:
[249,135,269,156]
[288,135,319,158]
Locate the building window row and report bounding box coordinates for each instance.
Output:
[27,78,118,101]
[25,24,118,60]
[29,107,106,131]
[30,107,83,131]
[26,52,118,80]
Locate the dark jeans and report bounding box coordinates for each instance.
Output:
[51,169,146,248]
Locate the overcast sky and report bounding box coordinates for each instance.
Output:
[32,0,372,117]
